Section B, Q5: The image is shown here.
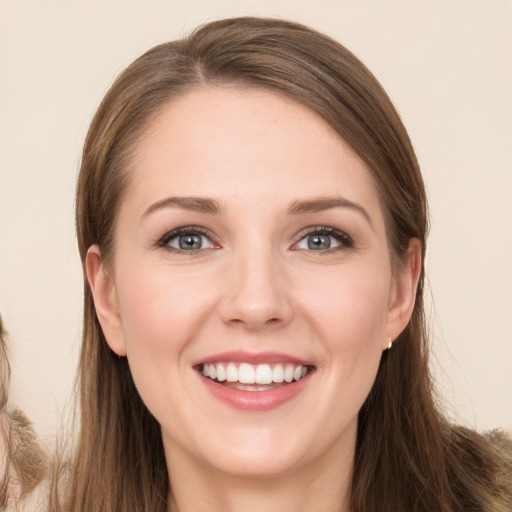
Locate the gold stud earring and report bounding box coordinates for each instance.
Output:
[387,338,393,350]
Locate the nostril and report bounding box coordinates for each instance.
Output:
[225,312,289,330]
[218,265,294,329]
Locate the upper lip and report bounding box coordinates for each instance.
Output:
[193,350,314,367]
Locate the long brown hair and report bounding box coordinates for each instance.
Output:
[65,17,511,511]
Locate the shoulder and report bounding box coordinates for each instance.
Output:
[446,425,512,510]
[485,428,512,456]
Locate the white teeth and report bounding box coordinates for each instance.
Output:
[238,363,256,384]
[255,364,273,385]
[226,362,238,382]
[284,365,294,383]
[234,384,274,392]
[216,363,226,382]
[201,362,309,385]
[272,364,285,383]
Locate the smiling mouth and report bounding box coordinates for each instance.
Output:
[199,362,313,391]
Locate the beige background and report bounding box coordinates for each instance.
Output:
[0,0,511,441]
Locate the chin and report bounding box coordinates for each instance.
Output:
[204,444,309,479]
[186,415,351,480]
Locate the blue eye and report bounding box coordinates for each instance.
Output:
[294,227,353,251]
[158,227,216,252]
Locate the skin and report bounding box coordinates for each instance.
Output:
[87,87,421,512]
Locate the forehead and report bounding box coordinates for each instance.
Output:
[124,86,383,221]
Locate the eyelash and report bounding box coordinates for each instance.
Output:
[156,225,354,253]
[157,226,218,253]
[293,226,354,252]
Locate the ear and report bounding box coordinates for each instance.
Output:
[383,238,422,349]
[86,245,127,356]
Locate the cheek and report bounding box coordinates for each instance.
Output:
[111,267,217,433]
[116,264,212,350]
[302,264,391,351]
[113,264,215,397]
[298,264,390,405]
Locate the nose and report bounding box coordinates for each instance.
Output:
[218,249,294,331]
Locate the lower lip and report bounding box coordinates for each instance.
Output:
[199,373,311,411]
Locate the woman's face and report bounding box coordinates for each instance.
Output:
[88,87,418,479]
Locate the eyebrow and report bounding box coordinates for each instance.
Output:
[287,197,373,227]
[142,196,223,218]
[142,195,372,227]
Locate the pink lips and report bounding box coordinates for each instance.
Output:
[194,351,314,411]
[195,350,312,367]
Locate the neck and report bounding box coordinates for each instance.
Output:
[165,434,354,512]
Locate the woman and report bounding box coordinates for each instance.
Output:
[54,16,511,511]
